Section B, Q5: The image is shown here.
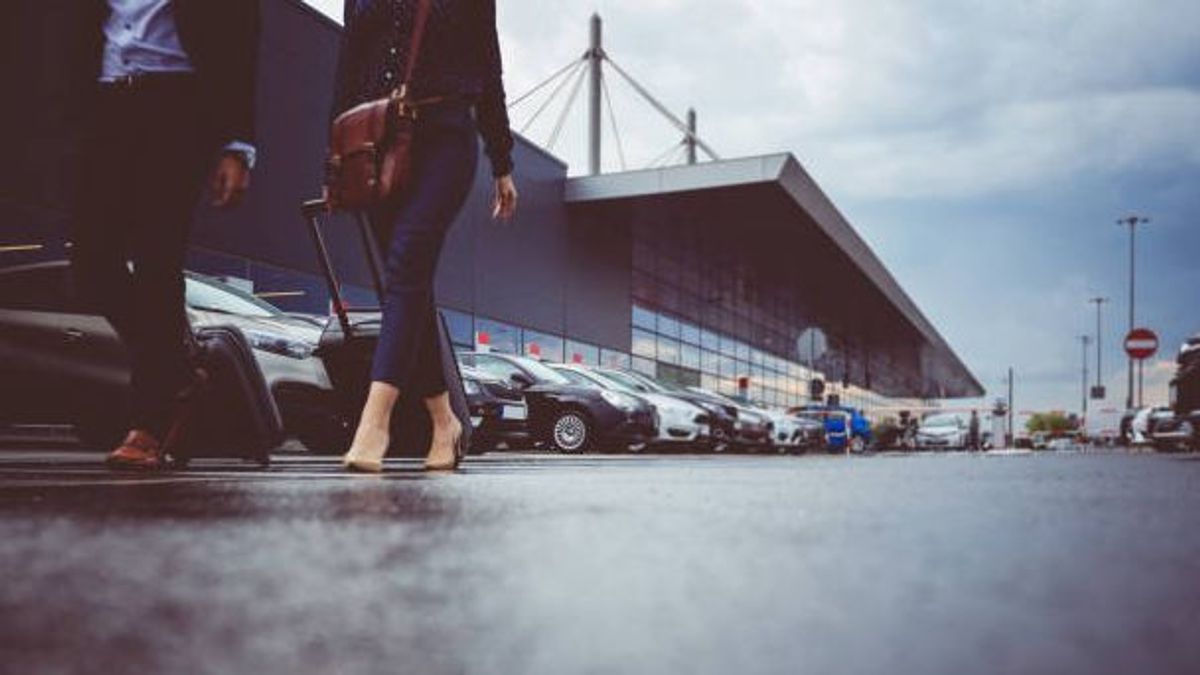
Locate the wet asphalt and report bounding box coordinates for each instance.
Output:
[0,449,1198,675]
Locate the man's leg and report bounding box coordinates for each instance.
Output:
[125,80,215,442]
[71,87,138,356]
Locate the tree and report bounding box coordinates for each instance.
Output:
[1026,411,1077,436]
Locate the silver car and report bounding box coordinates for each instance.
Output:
[0,261,334,449]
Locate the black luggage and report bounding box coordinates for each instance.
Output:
[172,324,284,466]
[301,199,472,460]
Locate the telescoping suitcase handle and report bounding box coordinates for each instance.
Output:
[301,199,388,340]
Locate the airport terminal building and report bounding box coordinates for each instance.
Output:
[9,0,982,411]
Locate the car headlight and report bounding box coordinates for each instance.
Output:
[244,329,314,360]
[599,390,639,411]
[463,379,481,395]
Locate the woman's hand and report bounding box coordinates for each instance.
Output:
[492,174,518,221]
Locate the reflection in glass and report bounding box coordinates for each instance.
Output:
[566,340,600,365]
[632,328,656,358]
[475,317,518,354]
[523,330,564,362]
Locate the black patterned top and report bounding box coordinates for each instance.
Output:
[333,0,515,177]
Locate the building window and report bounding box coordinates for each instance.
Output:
[657,313,681,339]
[657,336,681,365]
[441,308,474,349]
[633,305,656,331]
[566,340,600,365]
[475,317,519,354]
[601,349,632,370]
[681,343,701,370]
[632,328,656,359]
[523,329,564,362]
[632,356,656,377]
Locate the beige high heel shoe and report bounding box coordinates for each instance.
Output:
[343,452,384,473]
[342,427,388,473]
[424,423,464,472]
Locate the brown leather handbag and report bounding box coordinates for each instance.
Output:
[325,0,437,212]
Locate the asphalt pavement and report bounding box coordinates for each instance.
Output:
[1,449,1198,675]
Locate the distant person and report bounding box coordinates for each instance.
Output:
[72,1,262,469]
[969,410,981,451]
[333,0,519,473]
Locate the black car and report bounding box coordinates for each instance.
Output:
[460,364,530,454]
[1154,333,1200,452]
[459,352,657,453]
[688,387,773,452]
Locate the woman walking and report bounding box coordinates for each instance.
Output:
[332,0,518,472]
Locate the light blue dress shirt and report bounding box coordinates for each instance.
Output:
[101,0,257,169]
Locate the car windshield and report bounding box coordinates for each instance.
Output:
[584,369,641,394]
[598,369,661,393]
[549,366,604,390]
[923,414,960,427]
[185,275,280,318]
[511,356,573,385]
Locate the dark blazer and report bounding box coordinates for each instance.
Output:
[82,0,261,146]
[333,0,514,177]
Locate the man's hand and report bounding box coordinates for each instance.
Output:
[210,153,251,208]
[492,174,518,222]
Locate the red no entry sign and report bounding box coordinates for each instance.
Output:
[1124,328,1159,360]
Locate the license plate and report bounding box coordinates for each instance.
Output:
[501,405,527,421]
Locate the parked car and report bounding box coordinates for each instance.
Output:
[460,365,530,454]
[1031,431,1049,450]
[547,363,711,451]
[1046,437,1076,451]
[1154,334,1199,452]
[0,260,333,450]
[459,352,656,453]
[688,388,773,452]
[596,368,738,452]
[756,407,823,453]
[915,413,969,450]
[790,405,873,453]
[1127,407,1169,446]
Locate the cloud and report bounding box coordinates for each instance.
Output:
[812,87,1200,199]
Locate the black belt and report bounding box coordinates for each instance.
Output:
[98,71,198,91]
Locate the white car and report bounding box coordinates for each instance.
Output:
[915,413,968,450]
[549,363,710,448]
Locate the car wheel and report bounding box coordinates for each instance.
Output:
[548,409,592,453]
[850,436,866,453]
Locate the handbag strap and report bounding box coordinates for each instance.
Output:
[400,0,434,96]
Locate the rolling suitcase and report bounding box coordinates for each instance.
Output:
[300,199,472,460]
[171,324,284,467]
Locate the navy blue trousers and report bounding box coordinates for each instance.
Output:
[367,101,479,396]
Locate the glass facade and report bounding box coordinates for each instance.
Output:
[626,217,921,416]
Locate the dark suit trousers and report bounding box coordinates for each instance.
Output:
[367,101,478,397]
[71,76,216,438]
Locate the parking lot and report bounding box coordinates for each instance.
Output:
[1,447,1198,675]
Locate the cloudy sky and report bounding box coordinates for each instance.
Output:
[307,0,1200,414]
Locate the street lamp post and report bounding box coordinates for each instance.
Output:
[1117,215,1149,410]
[1080,335,1091,417]
[1088,296,1108,396]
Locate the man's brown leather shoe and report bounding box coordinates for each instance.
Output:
[105,430,164,471]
